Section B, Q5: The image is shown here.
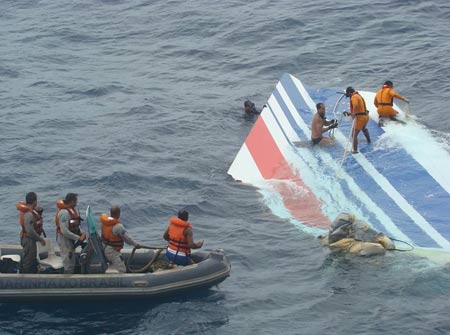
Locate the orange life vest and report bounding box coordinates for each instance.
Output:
[55,199,81,235]
[375,85,394,107]
[374,85,405,117]
[350,92,368,116]
[100,214,124,251]
[16,201,43,238]
[167,217,191,254]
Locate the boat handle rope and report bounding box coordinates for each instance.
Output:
[126,245,167,273]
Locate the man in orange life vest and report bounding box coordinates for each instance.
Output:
[16,192,46,273]
[101,205,142,273]
[344,86,371,154]
[55,193,86,274]
[163,209,204,266]
[374,80,410,126]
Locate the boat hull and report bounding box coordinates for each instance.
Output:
[0,246,231,302]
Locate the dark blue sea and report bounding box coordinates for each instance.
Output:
[1,0,450,334]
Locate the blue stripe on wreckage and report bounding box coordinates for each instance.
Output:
[282,75,441,249]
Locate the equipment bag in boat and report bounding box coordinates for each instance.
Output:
[0,258,19,273]
[79,233,108,274]
[79,205,108,274]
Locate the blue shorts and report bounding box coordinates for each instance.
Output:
[166,249,192,266]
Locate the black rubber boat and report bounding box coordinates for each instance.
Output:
[0,245,231,303]
[0,205,231,302]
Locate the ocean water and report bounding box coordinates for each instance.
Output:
[1,0,450,334]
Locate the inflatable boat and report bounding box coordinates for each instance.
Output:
[0,206,231,303]
[0,245,230,303]
[228,73,450,260]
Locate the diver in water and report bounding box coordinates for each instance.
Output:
[244,100,261,116]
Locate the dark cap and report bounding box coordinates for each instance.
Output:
[178,209,189,221]
[25,192,37,205]
[64,193,78,204]
[345,86,355,97]
[384,80,393,87]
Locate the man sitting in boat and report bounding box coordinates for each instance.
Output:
[100,205,143,273]
[374,80,410,126]
[318,213,395,256]
[16,192,46,273]
[311,102,338,145]
[163,209,204,265]
[55,193,87,274]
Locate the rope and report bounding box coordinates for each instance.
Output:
[332,93,346,119]
[330,93,347,137]
[331,92,354,173]
[336,118,355,177]
[404,102,411,117]
[388,237,414,252]
[126,245,167,273]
